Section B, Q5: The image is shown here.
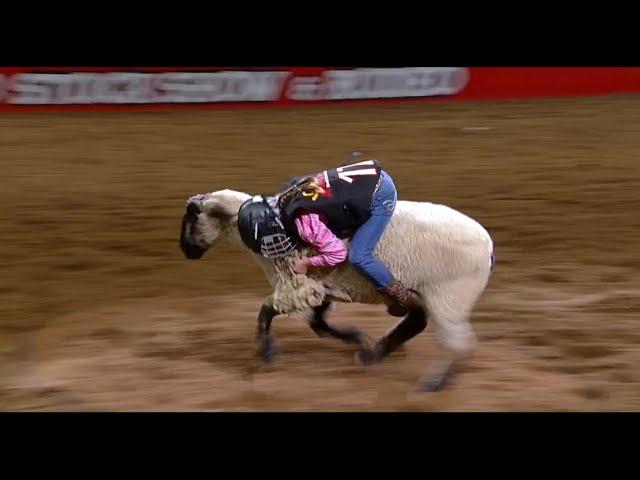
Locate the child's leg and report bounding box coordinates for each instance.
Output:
[349,171,424,323]
[348,171,397,287]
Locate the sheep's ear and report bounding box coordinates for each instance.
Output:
[201,196,237,219]
[339,151,368,167]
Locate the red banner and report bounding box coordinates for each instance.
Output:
[0,67,639,112]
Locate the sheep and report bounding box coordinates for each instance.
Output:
[179,188,494,391]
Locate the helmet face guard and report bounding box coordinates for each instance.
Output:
[260,232,298,258]
[237,196,298,259]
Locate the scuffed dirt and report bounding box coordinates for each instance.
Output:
[1,95,639,410]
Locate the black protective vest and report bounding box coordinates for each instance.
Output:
[280,159,382,239]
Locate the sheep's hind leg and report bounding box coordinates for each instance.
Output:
[309,301,371,349]
[416,357,458,392]
[414,273,488,392]
[355,307,428,365]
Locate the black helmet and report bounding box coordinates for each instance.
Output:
[237,195,298,258]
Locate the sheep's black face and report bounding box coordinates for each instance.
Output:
[179,201,212,260]
[179,192,237,260]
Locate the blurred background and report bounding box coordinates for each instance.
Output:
[1,67,639,411]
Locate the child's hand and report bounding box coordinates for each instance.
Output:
[292,259,309,275]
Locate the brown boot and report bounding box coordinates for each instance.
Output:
[378,278,424,315]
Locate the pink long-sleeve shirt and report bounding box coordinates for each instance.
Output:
[294,212,348,268]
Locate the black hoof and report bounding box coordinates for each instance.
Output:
[416,363,457,392]
[257,337,278,364]
[354,344,384,366]
[416,375,448,392]
[355,349,376,366]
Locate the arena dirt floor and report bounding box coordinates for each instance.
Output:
[1,95,639,411]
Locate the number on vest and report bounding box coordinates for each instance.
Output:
[335,160,378,184]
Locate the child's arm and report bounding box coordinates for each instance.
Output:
[294,212,347,269]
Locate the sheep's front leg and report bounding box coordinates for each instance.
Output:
[309,301,372,349]
[356,307,427,365]
[256,296,278,363]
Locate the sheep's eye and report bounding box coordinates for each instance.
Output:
[186,203,200,217]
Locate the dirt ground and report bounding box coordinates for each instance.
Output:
[1,95,639,411]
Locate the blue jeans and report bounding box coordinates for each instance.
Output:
[348,170,397,288]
